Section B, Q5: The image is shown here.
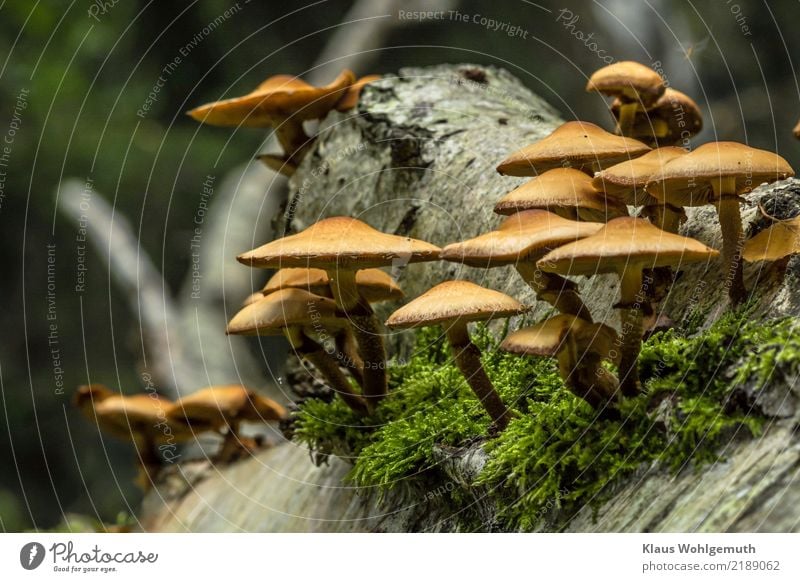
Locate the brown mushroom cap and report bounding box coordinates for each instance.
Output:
[593,146,688,205]
[586,61,666,104]
[742,217,800,262]
[441,210,603,267]
[262,267,403,303]
[612,88,702,143]
[538,216,719,276]
[385,280,527,329]
[646,142,795,206]
[237,216,441,269]
[187,70,355,128]
[501,314,617,360]
[497,121,651,176]
[335,75,381,112]
[226,288,341,336]
[494,168,628,220]
[93,393,173,441]
[168,385,285,427]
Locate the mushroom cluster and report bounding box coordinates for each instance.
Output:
[188,70,380,175]
[193,62,795,439]
[74,383,285,488]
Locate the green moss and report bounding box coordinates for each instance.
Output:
[292,306,798,530]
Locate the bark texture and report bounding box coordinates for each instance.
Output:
[142,64,800,532]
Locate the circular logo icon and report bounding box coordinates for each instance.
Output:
[20,542,46,570]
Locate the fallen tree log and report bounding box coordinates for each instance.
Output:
[142,63,800,532]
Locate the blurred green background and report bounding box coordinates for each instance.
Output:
[1,0,798,531]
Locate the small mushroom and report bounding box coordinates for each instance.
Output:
[168,385,285,462]
[494,167,628,221]
[441,210,602,321]
[647,141,795,304]
[500,314,619,408]
[385,281,528,431]
[743,216,800,263]
[793,119,800,140]
[73,384,197,488]
[586,61,666,136]
[237,217,441,408]
[335,75,381,112]
[538,217,719,396]
[188,70,355,172]
[496,121,651,176]
[593,146,688,233]
[611,88,702,146]
[226,288,369,415]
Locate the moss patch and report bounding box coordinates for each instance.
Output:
[292,307,799,530]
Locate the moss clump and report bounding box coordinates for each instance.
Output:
[292,307,797,530]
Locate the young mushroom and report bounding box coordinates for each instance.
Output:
[73,384,197,489]
[611,88,702,146]
[496,121,651,177]
[237,217,441,409]
[385,281,528,431]
[646,141,795,304]
[500,314,619,408]
[168,385,286,462]
[586,61,666,136]
[494,167,628,222]
[188,70,355,174]
[538,217,719,396]
[226,288,369,415]
[441,210,602,321]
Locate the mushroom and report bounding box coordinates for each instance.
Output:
[260,267,404,382]
[586,61,666,136]
[261,267,403,303]
[226,288,369,415]
[494,167,628,221]
[742,216,800,263]
[646,141,795,304]
[611,88,702,146]
[441,210,602,321]
[793,119,800,140]
[538,217,719,396]
[188,70,355,171]
[593,146,689,233]
[500,314,619,408]
[385,281,528,431]
[496,121,651,177]
[237,217,441,408]
[73,384,198,488]
[335,75,381,112]
[168,385,286,462]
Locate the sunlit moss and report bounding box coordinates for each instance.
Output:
[292,305,796,530]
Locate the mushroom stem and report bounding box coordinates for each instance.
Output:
[642,202,685,234]
[285,327,369,416]
[618,268,645,396]
[133,436,161,491]
[335,329,365,387]
[218,418,243,463]
[274,118,312,160]
[329,269,387,406]
[515,263,593,322]
[712,178,747,305]
[616,102,638,136]
[446,321,513,431]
